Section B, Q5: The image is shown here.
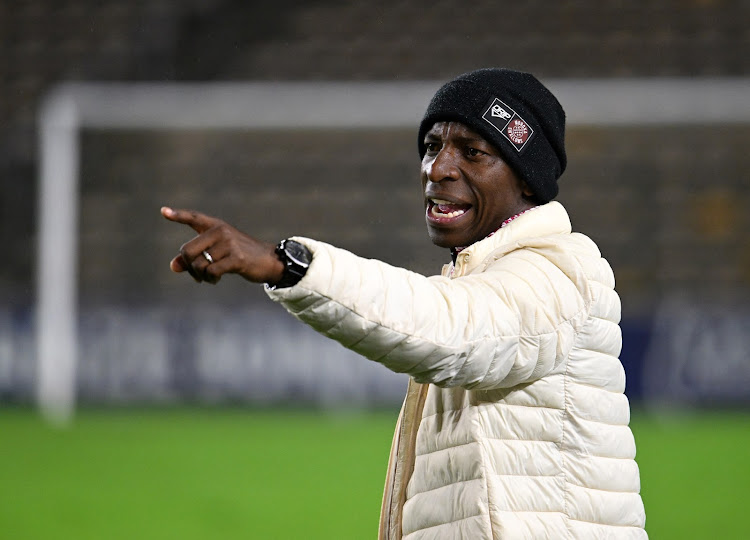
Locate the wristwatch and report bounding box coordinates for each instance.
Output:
[272,239,312,289]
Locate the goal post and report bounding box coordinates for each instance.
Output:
[37,78,750,424]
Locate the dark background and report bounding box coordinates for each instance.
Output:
[2,0,749,405]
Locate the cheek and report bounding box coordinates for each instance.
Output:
[421,156,434,180]
[474,185,505,222]
[420,154,435,178]
[420,173,430,193]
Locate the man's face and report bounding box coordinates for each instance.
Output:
[421,121,534,249]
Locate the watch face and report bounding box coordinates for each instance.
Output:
[285,241,311,268]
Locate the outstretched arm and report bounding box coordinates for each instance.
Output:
[161,206,284,285]
[163,207,587,390]
[267,238,587,390]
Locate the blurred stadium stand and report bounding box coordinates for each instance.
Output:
[1,0,749,410]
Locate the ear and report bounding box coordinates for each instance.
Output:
[520,181,535,198]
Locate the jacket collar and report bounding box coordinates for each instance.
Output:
[442,201,572,277]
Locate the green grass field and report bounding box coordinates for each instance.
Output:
[1,407,749,539]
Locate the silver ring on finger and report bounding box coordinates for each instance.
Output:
[202,250,214,264]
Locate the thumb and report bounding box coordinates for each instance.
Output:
[169,254,189,273]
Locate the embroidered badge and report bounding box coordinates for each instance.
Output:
[481,97,534,152]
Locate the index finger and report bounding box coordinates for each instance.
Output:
[161,207,221,234]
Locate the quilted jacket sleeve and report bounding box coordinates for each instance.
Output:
[266,237,590,390]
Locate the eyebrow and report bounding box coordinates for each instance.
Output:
[425,132,488,145]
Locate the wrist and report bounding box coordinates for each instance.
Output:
[266,252,286,286]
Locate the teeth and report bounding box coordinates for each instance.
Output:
[431,198,454,205]
[431,206,466,219]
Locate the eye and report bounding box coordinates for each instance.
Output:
[467,147,484,157]
[424,141,441,154]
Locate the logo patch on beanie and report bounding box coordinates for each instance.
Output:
[481,97,534,152]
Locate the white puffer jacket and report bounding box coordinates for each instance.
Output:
[267,202,647,539]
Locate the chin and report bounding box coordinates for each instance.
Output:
[427,229,463,249]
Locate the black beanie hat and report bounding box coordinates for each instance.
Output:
[418,68,567,203]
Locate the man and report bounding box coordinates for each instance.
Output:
[163,68,647,539]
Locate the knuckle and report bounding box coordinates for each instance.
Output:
[205,265,222,281]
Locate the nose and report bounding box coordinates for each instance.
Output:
[424,146,460,183]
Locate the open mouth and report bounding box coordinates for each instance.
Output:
[427,198,472,221]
